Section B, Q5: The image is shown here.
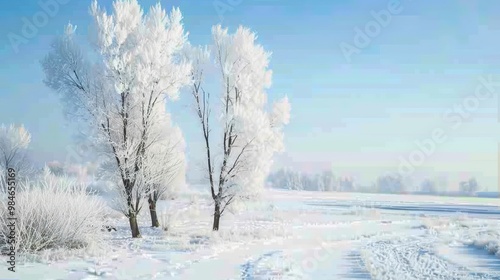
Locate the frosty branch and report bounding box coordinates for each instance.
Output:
[186,25,291,231]
[41,0,190,238]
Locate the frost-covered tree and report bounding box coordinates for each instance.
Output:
[321,170,336,192]
[435,175,449,193]
[468,177,479,193]
[375,173,404,193]
[267,168,301,190]
[0,124,32,180]
[420,178,436,193]
[267,168,285,189]
[315,174,324,192]
[300,173,314,191]
[459,181,469,193]
[339,176,356,192]
[459,177,479,194]
[268,168,339,192]
[41,0,191,237]
[286,170,303,190]
[186,25,291,230]
[139,103,186,227]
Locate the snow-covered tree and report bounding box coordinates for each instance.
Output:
[0,124,32,181]
[300,173,313,191]
[268,168,340,192]
[338,176,356,192]
[267,168,301,190]
[459,181,469,193]
[420,178,436,193]
[375,173,405,193]
[321,170,336,192]
[435,175,449,193]
[186,25,291,230]
[41,0,191,237]
[267,168,284,189]
[315,173,324,192]
[459,177,479,194]
[468,177,479,194]
[139,103,186,227]
[286,170,303,190]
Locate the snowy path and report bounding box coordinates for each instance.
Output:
[167,218,424,279]
[361,236,500,280]
[437,244,500,278]
[3,190,500,279]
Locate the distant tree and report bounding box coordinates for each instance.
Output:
[459,180,469,193]
[315,174,324,192]
[286,170,303,191]
[375,173,405,193]
[435,175,449,193]
[268,168,340,192]
[321,170,336,192]
[339,176,355,192]
[0,124,32,180]
[468,177,479,193]
[267,169,284,189]
[301,173,315,191]
[268,168,308,190]
[459,177,479,194]
[420,178,436,193]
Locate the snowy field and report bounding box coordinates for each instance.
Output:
[2,189,500,280]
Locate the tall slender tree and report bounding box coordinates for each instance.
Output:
[41,0,191,237]
[139,102,186,227]
[0,124,32,183]
[186,25,291,231]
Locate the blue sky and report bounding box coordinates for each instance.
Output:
[1,0,500,189]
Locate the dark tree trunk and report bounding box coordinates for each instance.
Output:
[128,211,141,238]
[148,195,159,228]
[212,202,221,231]
[124,178,141,238]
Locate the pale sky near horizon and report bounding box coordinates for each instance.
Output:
[1,0,500,190]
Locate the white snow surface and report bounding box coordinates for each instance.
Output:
[2,189,500,280]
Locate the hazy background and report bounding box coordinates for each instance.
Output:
[1,0,500,190]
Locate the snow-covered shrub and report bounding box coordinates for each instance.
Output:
[214,220,290,243]
[158,209,178,232]
[0,171,106,254]
[419,214,470,233]
[158,197,202,233]
[482,240,500,255]
[463,230,500,256]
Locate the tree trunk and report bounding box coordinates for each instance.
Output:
[212,202,221,231]
[148,195,159,228]
[128,211,141,238]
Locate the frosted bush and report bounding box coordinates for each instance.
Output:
[158,209,178,232]
[158,197,202,233]
[464,230,500,256]
[0,173,106,254]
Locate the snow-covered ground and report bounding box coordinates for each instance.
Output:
[2,189,500,280]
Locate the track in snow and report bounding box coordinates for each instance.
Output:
[360,237,500,280]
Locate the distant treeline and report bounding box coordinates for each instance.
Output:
[267,168,484,197]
